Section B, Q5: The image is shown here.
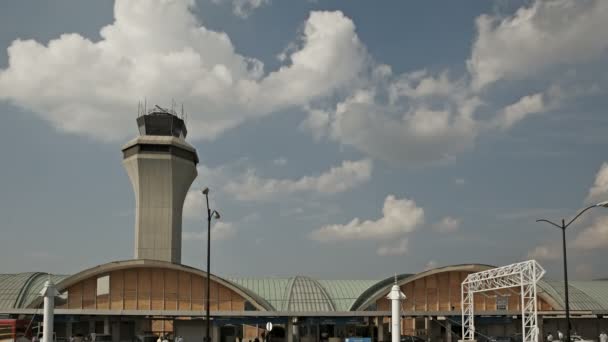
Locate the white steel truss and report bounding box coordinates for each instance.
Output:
[461,260,546,342]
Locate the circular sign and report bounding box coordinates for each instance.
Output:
[266,322,273,332]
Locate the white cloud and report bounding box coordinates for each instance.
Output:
[183,221,236,241]
[183,190,205,220]
[305,85,480,164]
[468,0,608,90]
[527,244,560,261]
[212,0,269,18]
[310,195,424,241]
[573,216,608,249]
[377,239,408,256]
[493,93,546,130]
[455,178,466,185]
[586,162,608,204]
[224,159,372,201]
[0,1,367,142]
[433,216,461,233]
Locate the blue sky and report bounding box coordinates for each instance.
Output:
[1,0,608,280]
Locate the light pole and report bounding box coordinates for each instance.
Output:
[536,200,608,342]
[202,187,221,342]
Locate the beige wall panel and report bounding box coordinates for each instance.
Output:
[231,290,245,311]
[403,283,414,311]
[138,269,152,310]
[219,286,232,311]
[509,291,520,311]
[191,276,204,310]
[178,271,191,310]
[97,294,109,310]
[151,269,165,310]
[426,275,437,288]
[83,278,96,309]
[377,297,389,311]
[165,270,178,310]
[210,281,219,311]
[124,270,138,310]
[68,283,83,309]
[426,288,438,311]
[110,270,124,310]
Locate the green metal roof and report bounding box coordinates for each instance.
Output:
[0,273,68,309]
[227,277,291,311]
[317,280,378,311]
[539,280,608,311]
[228,277,378,312]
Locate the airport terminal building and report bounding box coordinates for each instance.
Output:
[2,109,608,342]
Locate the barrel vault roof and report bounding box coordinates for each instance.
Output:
[0,273,68,309]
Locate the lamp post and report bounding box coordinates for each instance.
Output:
[536,200,608,342]
[202,187,221,342]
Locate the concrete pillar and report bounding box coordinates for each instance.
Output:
[41,280,59,342]
[446,321,452,342]
[378,317,385,342]
[212,325,220,342]
[287,319,294,342]
[111,322,120,342]
[538,318,544,342]
[66,322,73,339]
[104,318,110,335]
[89,321,96,335]
[371,318,375,342]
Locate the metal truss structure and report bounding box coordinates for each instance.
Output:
[461,260,546,342]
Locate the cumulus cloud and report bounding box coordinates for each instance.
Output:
[573,216,608,249]
[377,239,408,256]
[0,1,367,142]
[468,0,608,90]
[212,0,270,18]
[224,159,372,201]
[527,244,560,260]
[183,221,236,241]
[310,195,424,241]
[586,162,608,204]
[493,93,546,130]
[432,216,461,233]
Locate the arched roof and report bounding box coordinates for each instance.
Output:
[351,264,496,311]
[0,273,68,309]
[228,276,378,312]
[27,259,273,311]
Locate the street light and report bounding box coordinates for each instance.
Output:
[202,187,221,342]
[536,201,608,342]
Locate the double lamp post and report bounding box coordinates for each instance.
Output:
[535,200,608,342]
[202,187,221,342]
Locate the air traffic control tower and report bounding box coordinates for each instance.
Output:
[122,106,199,264]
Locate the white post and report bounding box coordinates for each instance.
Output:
[40,278,59,342]
[386,282,405,342]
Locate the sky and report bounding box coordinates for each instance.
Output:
[1,0,608,280]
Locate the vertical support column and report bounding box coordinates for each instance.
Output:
[212,325,220,342]
[387,285,405,342]
[370,318,375,342]
[89,321,96,334]
[41,279,59,342]
[103,317,110,335]
[287,319,294,342]
[377,317,385,342]
[446,321,452,342]
[66,322,73,340]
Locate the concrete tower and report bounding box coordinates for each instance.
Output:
[122,106,198,264]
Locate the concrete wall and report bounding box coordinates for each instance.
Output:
[123,146,197,264]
